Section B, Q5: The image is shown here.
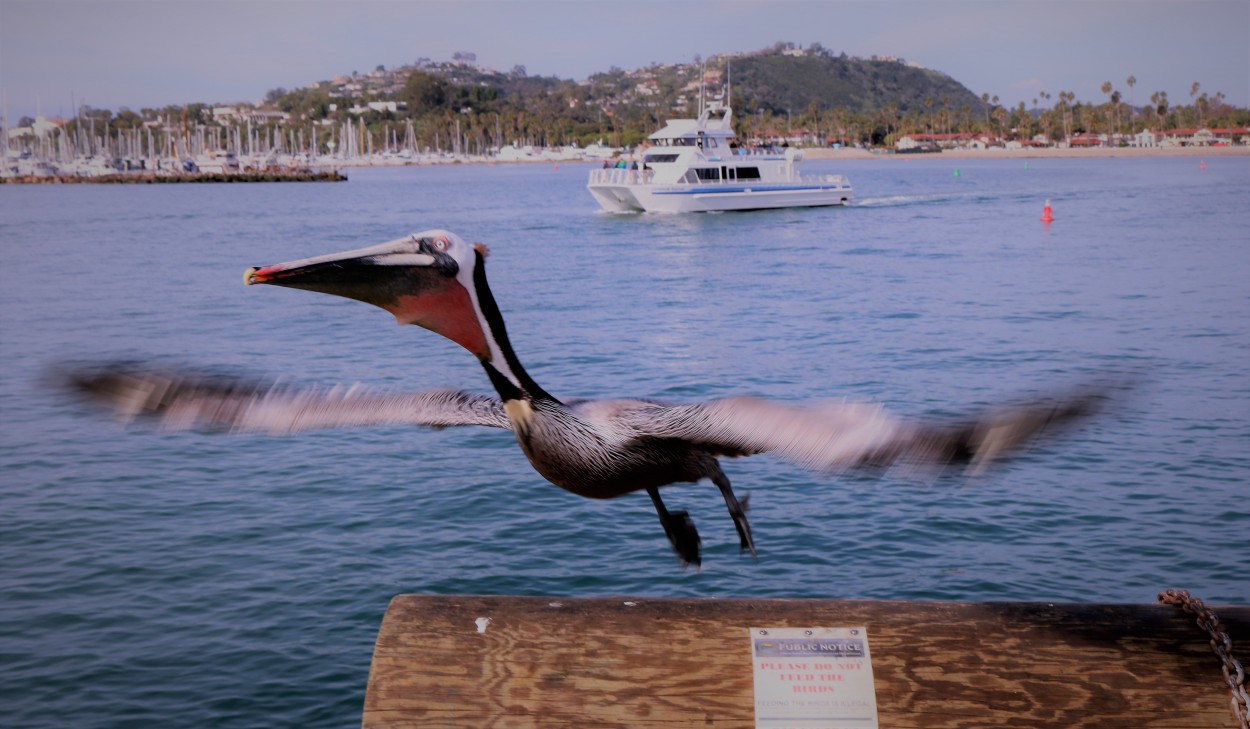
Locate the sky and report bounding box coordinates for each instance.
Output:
[2,0,1247,122]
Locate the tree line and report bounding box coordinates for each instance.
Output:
[12,56,1248,157]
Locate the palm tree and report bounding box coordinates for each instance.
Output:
[1015,101,1029,139]
[1058,91,1075,143]
[885,103,900,145]
[1212,91,1227,121]
[1195,93,1210,129]
[1110,90,1122,140]
[1101,82,1114,139]
[1150,91,1169,129]
[1125,75,1137,128]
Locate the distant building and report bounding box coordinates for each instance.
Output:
[249,109,290,124]
[968,135,1005,150]
[1069,133,1107,148]
[896,133,977,151]
[347,101,403,115]
[1163,127,1250,146]
[7,116,64,138]
[634,81,660,97]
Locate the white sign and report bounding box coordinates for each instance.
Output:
[749,626,879,729]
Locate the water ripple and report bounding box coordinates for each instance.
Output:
[2,157,1248,728]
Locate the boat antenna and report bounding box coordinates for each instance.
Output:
[699,60,705,116]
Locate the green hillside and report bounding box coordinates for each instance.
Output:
[260,44,989,150]
[730,53,984,115]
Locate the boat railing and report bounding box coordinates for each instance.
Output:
[589,168,654,185]
[589,168,852,189]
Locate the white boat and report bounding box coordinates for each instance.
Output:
[587,101,852,213]
[496,144,544,162]
[496,144,584,163]
[63,156,119,177]
[185,150,239,174]
[580,139,622,161]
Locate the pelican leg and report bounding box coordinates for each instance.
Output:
[646,486,701,567]
[712,469,757,559]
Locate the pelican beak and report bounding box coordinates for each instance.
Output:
[245,233,490,359]
[245,235,452,309]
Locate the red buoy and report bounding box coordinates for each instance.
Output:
[1041,199,1054,223]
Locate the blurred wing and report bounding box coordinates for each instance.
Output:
[623,391,1105,471]
[63,364,510,434]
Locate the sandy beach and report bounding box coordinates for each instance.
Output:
[804,145,1250,161]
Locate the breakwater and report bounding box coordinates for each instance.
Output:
[0,169,347,184]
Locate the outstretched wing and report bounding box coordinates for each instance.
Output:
[62,363,510,434]
[620,389,1106,471]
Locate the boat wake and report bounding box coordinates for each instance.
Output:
[854,193,962,208]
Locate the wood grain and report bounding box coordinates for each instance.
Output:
[362,595,1249,728]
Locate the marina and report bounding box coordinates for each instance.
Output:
[1,109,628,183]
[0,169,347,184]
[0,116,476,181]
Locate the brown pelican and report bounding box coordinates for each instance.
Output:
[70,230,1107,566]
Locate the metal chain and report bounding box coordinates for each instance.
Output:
[1159,588,1250,728]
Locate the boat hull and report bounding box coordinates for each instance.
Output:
[588,181,853,213]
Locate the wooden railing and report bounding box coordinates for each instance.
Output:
[362,594,1249,728]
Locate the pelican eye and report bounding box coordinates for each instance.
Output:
[432,237,449,251]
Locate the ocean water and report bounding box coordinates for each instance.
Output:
[2,155,1247,727]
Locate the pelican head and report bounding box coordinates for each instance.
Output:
[245,230,493,360]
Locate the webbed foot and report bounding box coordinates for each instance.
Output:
[661,509,702,567]
[647,486,702,567]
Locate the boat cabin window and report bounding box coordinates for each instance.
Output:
[732,166,761,180]
[694,168,721,181]
[644,154,679,164]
